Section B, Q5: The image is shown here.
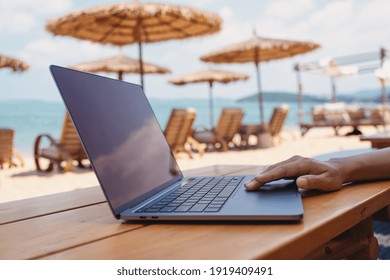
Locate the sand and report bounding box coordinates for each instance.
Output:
[0,127,378,203]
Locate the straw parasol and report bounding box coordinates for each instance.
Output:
[201,36,320,125]
[46,1,222,87]
[70,53,171,80]
[169,69,249,129]
[0,54,29,72]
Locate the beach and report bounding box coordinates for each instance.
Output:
[0,126,377,203]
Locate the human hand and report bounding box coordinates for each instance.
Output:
[244,155,344,192]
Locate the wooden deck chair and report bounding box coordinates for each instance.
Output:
[239,105,289,147]
[268,104,289,144]
[34,112,88,172]
[193,108,244,151]
[164,108,203,158]
[0,128,24,168]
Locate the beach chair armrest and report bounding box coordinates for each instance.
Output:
[34,134,74,172]
[34,134,73,158]
[193,126,211,132]
[34,134,60,151]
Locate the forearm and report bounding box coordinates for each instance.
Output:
[327,148,390,184]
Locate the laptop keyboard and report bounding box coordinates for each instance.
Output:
[136,176,244,213]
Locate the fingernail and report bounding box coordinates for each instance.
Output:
[244,180,256,189]
[297,177,308,188]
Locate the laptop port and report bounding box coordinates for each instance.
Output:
[140,216,146,219]
[152,216,159,219]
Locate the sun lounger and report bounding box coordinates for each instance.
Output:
[240,104,289,147]
[33,112,88,172]
[0,128,24,168]
[300,103,387,136]
[267,104,289,144]
[361,131,390,149]
[164,108,204,158]
[193,108,244,151]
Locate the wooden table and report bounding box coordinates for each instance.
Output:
[361,131,390,149]
[1,164,390,260]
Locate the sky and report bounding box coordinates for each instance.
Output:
[1,0,390,101]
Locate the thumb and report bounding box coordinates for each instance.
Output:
[296,176,310,189]
[296,174,341,191]
[296,175,327,190]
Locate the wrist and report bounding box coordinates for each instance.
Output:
[326,157,351,184]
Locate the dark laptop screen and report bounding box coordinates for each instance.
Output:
[50,66,182,216]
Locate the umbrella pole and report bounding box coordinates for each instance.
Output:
[209,81,214,130]
[380,78,388,129]
[138,41,145,88]
[135,21,144,88]
[380,79,387,108]
[255,61,264,126]
[118,71,123,81]
[380,47,388,123]
[294,64,303,125]
[330,76,336,103]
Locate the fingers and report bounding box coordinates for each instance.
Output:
[244,156,343,191]
[245,159,314,190]
[260,155,304,173]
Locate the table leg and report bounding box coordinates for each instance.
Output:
[348,218,378,260]
[303,218,378,260]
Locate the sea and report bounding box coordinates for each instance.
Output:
[0,98,323,156]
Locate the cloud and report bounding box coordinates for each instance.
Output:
[163,0,220,9]
[0,0,72,15]
[265,0,315,21]
[0,0,73,33]
[307,1,354,31]
[244,0,390,56]
[303,0,390,53]
[182,5,253,55]
[18,37,116,68]
[0,10,36,33]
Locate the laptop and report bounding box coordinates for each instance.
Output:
[49,65,303,221]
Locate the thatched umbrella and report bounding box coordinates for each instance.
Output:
[70,53,171,80]
[0,54,29,72]
[201,36,320,125]
[46,2,222,87]
[169,69,249,129]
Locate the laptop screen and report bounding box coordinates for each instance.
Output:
[50,66,183,216]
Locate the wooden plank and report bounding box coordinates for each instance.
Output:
[39,180,390,260]
[0,187,105,225]
[0,165,257,226]
[0,165,256,259]
[0,203,144,260]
